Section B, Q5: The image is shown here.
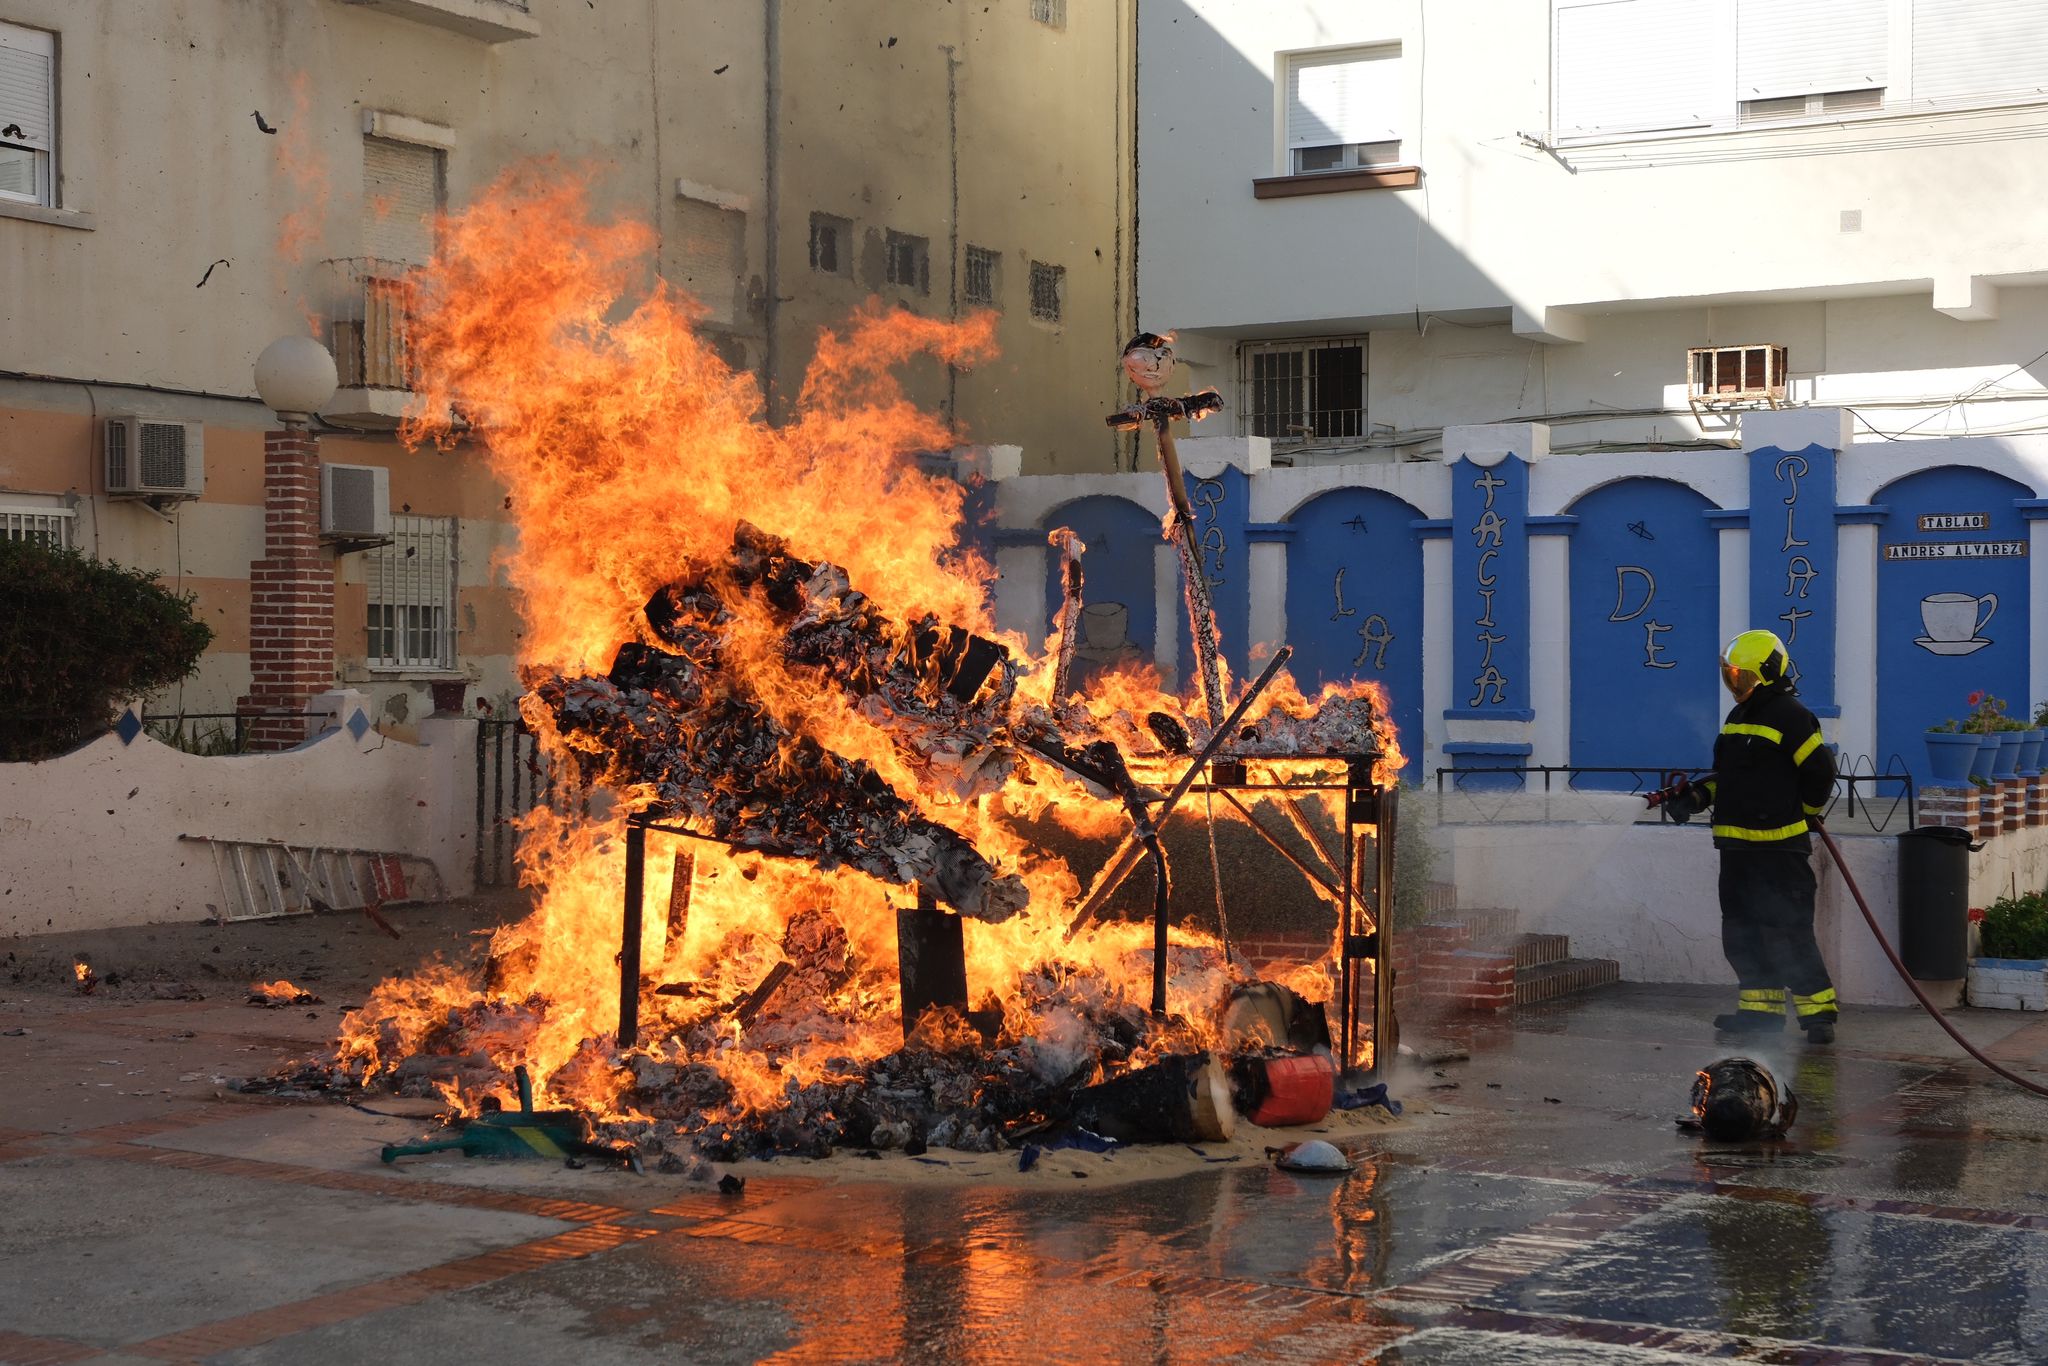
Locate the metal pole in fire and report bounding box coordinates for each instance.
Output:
[1106,334,1228,726]
[619,818,646,1048]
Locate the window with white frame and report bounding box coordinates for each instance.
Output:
[1031,0,1066,30]
[809,212,850,275]
[0,503,73,549]
[1552,0,2048,142]
[0,22,56,207]
[1239,339,1367,444]
[1284,46,1403,174]
[362,135,444,265]
[366,514,456,670]
[885,229,930,294]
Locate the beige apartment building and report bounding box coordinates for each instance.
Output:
[0,0,1132,728]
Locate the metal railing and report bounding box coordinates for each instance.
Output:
[1430,764,1917,833]
[322,256,415,390]
[475,718,588,888]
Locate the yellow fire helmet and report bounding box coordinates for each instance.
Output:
[1721,629,1790,701]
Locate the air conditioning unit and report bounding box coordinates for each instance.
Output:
[320,462,393,542]
[104,417,204,502]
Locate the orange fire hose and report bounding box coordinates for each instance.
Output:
[1813,822,2048,1100]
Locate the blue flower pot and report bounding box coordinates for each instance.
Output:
[1968,734,2000,782]
[1924,732,1981,786]
[1993,732,2025,781]
[2018,729,2046,776]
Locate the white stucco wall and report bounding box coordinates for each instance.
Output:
[0,710,481,936]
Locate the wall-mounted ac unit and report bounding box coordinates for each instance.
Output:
[320,462,393,542]
[104,417,204,502]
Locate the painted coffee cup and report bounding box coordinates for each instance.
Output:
[1920,591,1996,643]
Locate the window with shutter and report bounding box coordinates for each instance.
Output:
[1912,0,2048,108]
[362,136,443,265]
[366,515,457,670]
[674,196,746,325]
[1553,0,1733,139]
[1736,0,1887,102]
[0,22,55,207]
[1285,46,1402,174]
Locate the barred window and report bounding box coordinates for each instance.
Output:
[963,245,999,307]
[0,505,72,549]
[1031,0,1066,30]
[885,230,930,294]
[366,514,456,670]
[1028,261,1063,322]
[1238,338,1366,444]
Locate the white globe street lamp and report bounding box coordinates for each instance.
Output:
[253,335,339,427]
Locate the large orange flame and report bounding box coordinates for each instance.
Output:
[341,168,1403,1128]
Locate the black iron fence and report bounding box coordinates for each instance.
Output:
[1429,764,1916,833]
[474,717,588,887]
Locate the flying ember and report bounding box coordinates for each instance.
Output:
[324,168,1403,1165]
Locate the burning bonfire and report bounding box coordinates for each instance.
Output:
[308,170,1402,1170]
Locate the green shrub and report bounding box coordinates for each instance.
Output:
[0,539,213,761]
[1980,892,2048,961]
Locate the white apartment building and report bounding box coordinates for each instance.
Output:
[1138,0,2048,461]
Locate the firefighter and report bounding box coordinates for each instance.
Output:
[1660,630,1839,1043]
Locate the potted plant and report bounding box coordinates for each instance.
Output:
[1925,717,1981,786]
[1968,891,2048,1010]
[1964,692,2008,784]
[2023,701,2048,777]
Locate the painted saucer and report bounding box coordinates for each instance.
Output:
[1914,637,1991,656]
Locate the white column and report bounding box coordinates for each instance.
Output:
[1248,539,1287,659]
[1717,526,1750,646]
[1153,543,1180,693]
[994,544,1047,649]
[1529,535,1570,766]
[1422,536,1451,777]
[1835,523,1879,761]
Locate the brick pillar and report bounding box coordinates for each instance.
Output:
[2003,777,2026,834]
[1919,786,1977,832]
[2029,775,2048,829]
[238,427,333,750]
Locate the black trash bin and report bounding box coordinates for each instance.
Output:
[1896,825,1976,980]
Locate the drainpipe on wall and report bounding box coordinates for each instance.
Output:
[762,0,781,422]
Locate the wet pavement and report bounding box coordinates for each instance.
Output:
[3,981,2047,1363]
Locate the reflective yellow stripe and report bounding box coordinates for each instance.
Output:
[1722,723,1785,745]
[1793,988,1837,1018]
[1792,731,1824,765]
[1712,820,1810,842]
[1739,988,1785,1003]
[1803,802,1826,816]
[1738,999,1781,1013]
[509,1126,567,1159]
[1703,780,1718,799]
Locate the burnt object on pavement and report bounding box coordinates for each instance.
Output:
[1071,1051,1235,1144]
[1269,1138,1352,1175]
[1681,1056,1798,1141]
[1230,1051,1336,1128]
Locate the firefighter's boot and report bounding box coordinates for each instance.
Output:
[1714,989,1785,1034]
[1795,989,1838,1045]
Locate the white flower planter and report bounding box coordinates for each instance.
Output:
[1967,957,2048,1010]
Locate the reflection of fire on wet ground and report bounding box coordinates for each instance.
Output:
[256,168,1402,1173]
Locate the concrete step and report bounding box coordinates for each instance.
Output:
[1514,957,1621,1007]
[1421,906,1520,946]
[1510,932,1573,971]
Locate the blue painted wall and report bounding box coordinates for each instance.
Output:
[1873,466,2033,783]
[1749,444,1838,716]
[1283,487,1426,778]
[1448,456,1532,720]
[1041,495,1159,694]
[1177,463,1252,693]
[1566,478,1721,784]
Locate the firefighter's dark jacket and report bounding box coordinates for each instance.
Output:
[1674,681,1835,851]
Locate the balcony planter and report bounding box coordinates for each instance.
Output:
[1992,731,2025,781]
[1968,733,2000,783]
[2018,728,2046,776]
[1967,957,2048,1010]
[1924,732,1981,786]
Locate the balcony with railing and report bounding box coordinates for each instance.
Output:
[322,257,415,428]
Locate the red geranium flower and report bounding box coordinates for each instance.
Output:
[1968,691,1985,705]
